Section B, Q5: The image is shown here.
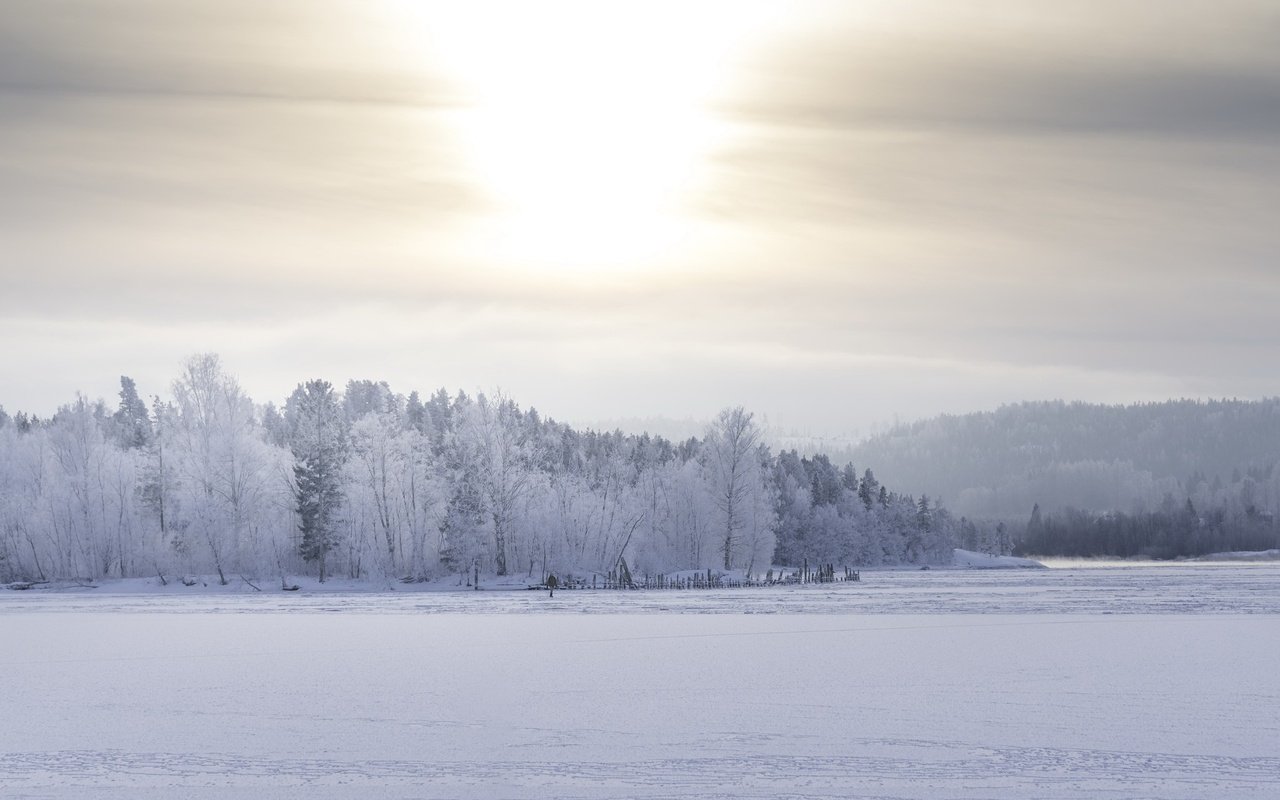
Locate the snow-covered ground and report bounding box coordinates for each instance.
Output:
[4,562,1278,614]
[2,565,1278,798]
[1195,549,1280,562]
[951,548,1047,569]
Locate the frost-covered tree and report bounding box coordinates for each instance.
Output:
[0,354,989,581]
[288,379,348,582]
[770,451,812,568]
[858,469,879,511]
[45,397,132,578]
[346,404,443,580]
[112,376,152,450]
[702,407,775,571]
[169,354,272,584]
[464,393,537,576]
[439,467,488,578]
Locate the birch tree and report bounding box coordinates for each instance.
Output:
[703,407,774,570]
[465,393,535,576]
[170,354,265,583]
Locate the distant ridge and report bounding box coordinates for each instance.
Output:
[843,398,1280,521]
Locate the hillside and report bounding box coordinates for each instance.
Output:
[845,399,1280,522]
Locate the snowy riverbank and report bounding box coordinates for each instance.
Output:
[4,549,1049,598]
[4,562,1278,615]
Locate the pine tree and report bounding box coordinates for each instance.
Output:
[995,521,1010,554]
[840,463,859,493]
[859,469,879,510]
[405,391,427,433]
[439,468,487,575]
[140,396,176,543]
[287,380,348,582]
[113,376,152,449]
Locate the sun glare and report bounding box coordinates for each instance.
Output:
[407,1,774,274]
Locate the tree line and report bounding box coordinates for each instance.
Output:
[1016,482,1280,560]
[0,355,972,584]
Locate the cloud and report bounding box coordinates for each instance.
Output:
[729,1,1280,139]
[681,1,1280,396]
[2,1,1279,433]
[0,0,453,105]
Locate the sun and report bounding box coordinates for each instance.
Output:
[403,1,775,274]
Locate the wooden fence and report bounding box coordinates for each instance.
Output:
[547,562,860,591]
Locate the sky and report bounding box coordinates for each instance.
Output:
[3,0,1279,437]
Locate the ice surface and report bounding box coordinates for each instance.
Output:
[2,565,1278,799]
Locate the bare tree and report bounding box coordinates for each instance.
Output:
[466,392,535,576]
[703,407,767,570]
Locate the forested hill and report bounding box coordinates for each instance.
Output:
[845,399,1280,521]
[0,355,967,584]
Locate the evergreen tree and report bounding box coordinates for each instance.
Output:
[916,495,932,529]
[423,388,453,456]
[140,396,177,543]
[112,375,152,449]
[260,402,289,448]
[840,463,859,493]
[287,380,348,582]
[405,390,427,433]
[805,454,842,506]
[1027,503,1044,541]
[439,467,487,575]
[859,469,879,510]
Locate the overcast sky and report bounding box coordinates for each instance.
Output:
[3,1,1278,436]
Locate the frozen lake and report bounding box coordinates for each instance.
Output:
[2,565,1278,798]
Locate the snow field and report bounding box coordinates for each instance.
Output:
[1,566,1278,798]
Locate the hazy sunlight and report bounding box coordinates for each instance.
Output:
[414,1,774,273]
